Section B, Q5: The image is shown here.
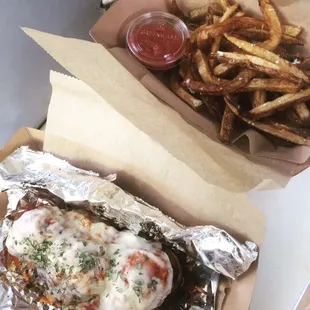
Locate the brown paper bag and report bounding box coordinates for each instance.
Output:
[23,27,297,191]
[89,0,310,173]
[43,70,265,310]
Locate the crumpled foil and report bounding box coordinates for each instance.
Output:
[0,147,259,310]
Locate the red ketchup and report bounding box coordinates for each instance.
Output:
[126,12,190,70]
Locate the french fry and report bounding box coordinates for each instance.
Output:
[282,24,303,37]
[248,88,310,119]
[213,63,236,77]
[210,3,239,68]
[219,0,231,10]
[170,74,203,109]
[226,95,310,146]
[258,0,282,51]
[294,103,310,123]
[169,0,310,146]
[224,33,309,83]
[220,102,235,143]
[235,11,246,17]
[212,15,221,24]
[236,28,304,46]
[253,90,267,107]
[194,17,266,45]
[189,3,224,21]
[193,15,302,44]
[194,49,218,83]
[212,51,302,82]
[241,78,302,93]
[182,69,256,95]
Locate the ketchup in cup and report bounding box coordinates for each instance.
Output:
[126,12,190,70]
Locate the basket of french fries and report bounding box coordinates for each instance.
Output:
[167,0,310,147]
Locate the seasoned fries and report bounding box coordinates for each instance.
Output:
[212,51,302,82]
[189,3,224,21]
[242,79,301,93]
[220,101,235,143]
[248,89,310,119]
[258,0,282,51]
[170,74,203,109]
[183,69,256,95]
[236,28,304,46]
[168,0,310,146]
[253,90,267,107]
[194,49,217,83]
[214,63,236,77]
[224,33,309,82]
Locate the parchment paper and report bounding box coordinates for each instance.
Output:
[42,70,264,310]
[22,27,296,192]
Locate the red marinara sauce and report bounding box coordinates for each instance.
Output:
[126,12,190,70]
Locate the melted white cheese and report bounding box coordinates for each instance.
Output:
[6,206,173,309]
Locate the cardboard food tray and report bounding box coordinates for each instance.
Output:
[0,71,265,310]
[90,0,310,182]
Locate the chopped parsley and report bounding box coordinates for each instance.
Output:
[24,238,53,268]
[78,252,100,273]
[99,246,105,256]
[132,284,143,298]
[147,279,158,291]
[135,263,142,270]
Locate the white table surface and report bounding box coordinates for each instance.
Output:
[249,168,310,310]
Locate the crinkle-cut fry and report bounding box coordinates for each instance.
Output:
[213,63,236,77]
[194,49,218,84]
[253,90,267,108]
[241,78,302,93]
[210,3,239,68]
[225,95,310,146]
[294,103,310,123]
[258,0,282,51]
[236,28,304,46]
[248,88,310,119]
[170,74,203,109]
[182,69,256,95]
[220,102,235,143]
[212,51,302,83]
[282,24,303,37]
[224,33,310,83]
[219,0,231,10]
[189,3,224,21]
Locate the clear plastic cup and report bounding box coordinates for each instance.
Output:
[126,12,190,70]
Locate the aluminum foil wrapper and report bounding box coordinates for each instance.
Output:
[0,147,258,310]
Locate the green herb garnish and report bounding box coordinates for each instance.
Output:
[24,238,53,268]
[135,263,142,270]
[147,279,158,291]
[78,252,100,273]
